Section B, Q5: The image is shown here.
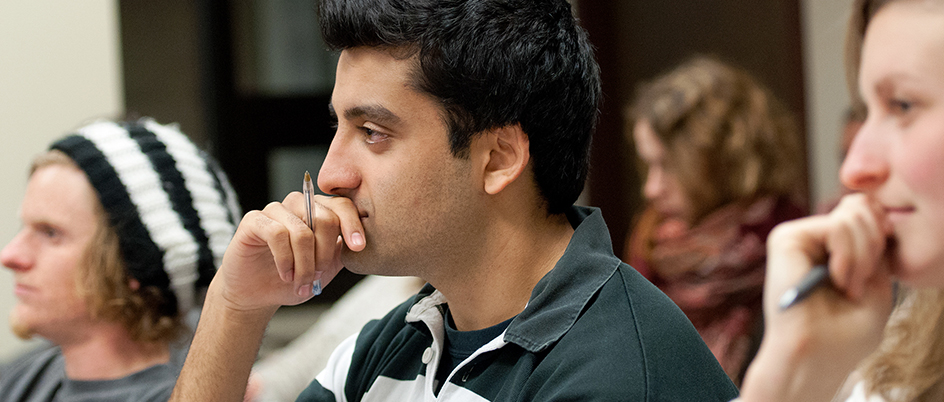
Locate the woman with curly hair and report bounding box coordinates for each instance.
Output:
[626,56,808,385]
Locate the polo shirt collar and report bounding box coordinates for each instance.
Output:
[406,206,620,353]
[504,206,620,352]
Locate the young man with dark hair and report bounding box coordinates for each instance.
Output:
[172,0,739,400]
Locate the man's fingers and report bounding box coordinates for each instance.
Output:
[272,193,322,293]
[258,201,313,285]
[314,195,366,252]
[276,193,361,294]
[311,201,342,275]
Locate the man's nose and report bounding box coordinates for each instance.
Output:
[0,231,33,272]
[317,132,361,196]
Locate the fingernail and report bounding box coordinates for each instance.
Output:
[351,232,364,247]
[312,279,322,296]
[297,284,311,297]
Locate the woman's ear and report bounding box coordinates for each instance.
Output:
[475,124,530,195]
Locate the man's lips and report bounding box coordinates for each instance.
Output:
[353,204,369,219]
[13,283,36,298]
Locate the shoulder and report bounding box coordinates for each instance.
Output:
[57,363,177,402]
[607,262,705,337]
[583,261,701,340]
[1,343,60,374]
[134,376,176,402]
[551,262,739,400]
[0,345,64,399]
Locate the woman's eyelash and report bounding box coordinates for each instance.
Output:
[890,99,912,113]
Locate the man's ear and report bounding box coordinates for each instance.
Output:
[476,124,530,195]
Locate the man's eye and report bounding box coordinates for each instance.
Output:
[39,225,60,240]
[364,128,389,144]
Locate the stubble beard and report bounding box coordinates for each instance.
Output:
[9,309,35,340]
[339,241,416,277]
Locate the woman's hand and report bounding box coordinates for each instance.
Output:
[740,194,895,402]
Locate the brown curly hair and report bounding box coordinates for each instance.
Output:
[628,56,805,223]
[31,150,185,344]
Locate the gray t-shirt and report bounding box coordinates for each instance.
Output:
[0,346,176,402]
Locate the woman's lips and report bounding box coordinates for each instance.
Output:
[884,206,915,224]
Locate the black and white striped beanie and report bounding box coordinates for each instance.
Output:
[50,118,241,313]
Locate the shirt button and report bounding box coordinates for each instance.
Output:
[422,347,433,364]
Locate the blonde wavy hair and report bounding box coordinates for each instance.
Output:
[627,56,805,223]
[848,1,944,400]
[31,150,185,344]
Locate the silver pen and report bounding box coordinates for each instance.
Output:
[304,171,323,296]
[778,264,830,310]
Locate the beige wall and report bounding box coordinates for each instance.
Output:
[801,0,856,208]
[0,0,123,361]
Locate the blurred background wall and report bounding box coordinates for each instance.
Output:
[0,0,853,360]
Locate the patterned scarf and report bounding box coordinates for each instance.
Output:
[626,196,806,385]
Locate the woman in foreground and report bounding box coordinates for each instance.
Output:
[739,0,944,400]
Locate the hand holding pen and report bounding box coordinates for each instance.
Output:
[778,264,830,310]
[740,194,896,402]
[173,171,368,401]
[209,170,366,311]
[773,194,893,310]
[300,170,368,296]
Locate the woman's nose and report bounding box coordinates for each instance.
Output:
[839,119,889,192]
[642,168,663,201]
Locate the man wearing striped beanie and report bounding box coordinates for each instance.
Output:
[0,118,240,401]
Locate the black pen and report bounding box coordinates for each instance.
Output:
[304,171,323,296]
[778,264,830,310]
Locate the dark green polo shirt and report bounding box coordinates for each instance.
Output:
[300,206,739,401]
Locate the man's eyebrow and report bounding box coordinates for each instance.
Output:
[327,102,402,126]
